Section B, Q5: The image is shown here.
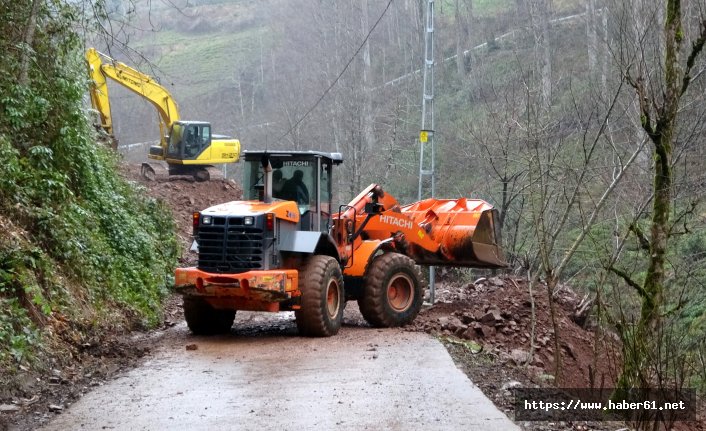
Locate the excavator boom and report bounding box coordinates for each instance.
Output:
[86,48,179,145]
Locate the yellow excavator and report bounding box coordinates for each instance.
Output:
[85,48,240,181]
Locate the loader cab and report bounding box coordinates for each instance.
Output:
[242,151,344,232]
[166,121,212,160]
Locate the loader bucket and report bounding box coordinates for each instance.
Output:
[400,199,507,269]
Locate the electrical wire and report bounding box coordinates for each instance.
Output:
[276,0,395,143]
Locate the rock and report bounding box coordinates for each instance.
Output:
[480,308,502,324]
[488,277,505,287]
[501,380,523,391]
[185,343,198,351]
[48,404,63,412]
[0,404,20,413]
[460,328,476,340]
[561,342,577,359]
[446,317,465,333]
[482,325,497,338]
[460,311,475,324]
[510,348,530,365]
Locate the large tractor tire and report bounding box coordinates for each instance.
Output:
[295,256,345,337]
[358,253,424,328]
[183,296,236,335]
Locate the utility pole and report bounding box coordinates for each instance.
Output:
[418,0,436,303]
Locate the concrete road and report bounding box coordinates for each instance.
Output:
[39,311,519,431]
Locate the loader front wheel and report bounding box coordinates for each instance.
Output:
[358,253,424,328]
[183,296,235,335]
[295,256,344,337]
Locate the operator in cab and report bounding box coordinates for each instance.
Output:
[281,169,309,204]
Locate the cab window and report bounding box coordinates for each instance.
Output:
[243,157,316,206]
[184,124,209,158]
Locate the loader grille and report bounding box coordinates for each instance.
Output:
[197,216,265,273]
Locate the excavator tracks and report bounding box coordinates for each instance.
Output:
[141,162,224,182]
[141,162,170,182]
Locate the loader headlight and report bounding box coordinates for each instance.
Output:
[243,216,254,226]
[202,215,213,225]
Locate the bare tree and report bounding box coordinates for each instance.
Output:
[527,0,553,110]
[610,0,706,391]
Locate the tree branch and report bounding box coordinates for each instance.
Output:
[608,266,647,299]
[680,19,706,97]
[629,222,651,253]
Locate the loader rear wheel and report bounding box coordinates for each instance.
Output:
[183,296,235,335]
[358,253,424,328]
[295,256,344,337]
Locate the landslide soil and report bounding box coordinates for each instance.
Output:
[2,163,701,430]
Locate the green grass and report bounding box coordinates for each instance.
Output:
[472,0,514,17]
[134,26,270,101]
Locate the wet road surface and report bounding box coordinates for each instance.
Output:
[39,311,519,431]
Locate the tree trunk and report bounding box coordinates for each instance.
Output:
[19,0,41,86]
[586,0,598,80]
[454,0,472,78]
[529,0,552,110]
[546,274,562,383]
[361,0,375,152]
[617,0,706,391]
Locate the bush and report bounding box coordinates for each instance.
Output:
[0,1,178,372]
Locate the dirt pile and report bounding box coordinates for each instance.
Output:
[406,276,632,430]
[410,276,621,388]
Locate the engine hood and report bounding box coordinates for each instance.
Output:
[200,200,300,223]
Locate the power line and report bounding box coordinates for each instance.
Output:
[277,0,395,143]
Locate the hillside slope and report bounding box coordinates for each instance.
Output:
[0,0,178,404]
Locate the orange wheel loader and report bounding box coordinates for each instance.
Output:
[174,150,506,336]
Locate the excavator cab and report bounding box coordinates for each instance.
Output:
[165,121,212,160]
[242,151,343,232]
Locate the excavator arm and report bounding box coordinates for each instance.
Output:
[85,48,179,146]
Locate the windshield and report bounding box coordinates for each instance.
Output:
[168,123,211,159]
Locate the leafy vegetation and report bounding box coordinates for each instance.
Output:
[0,1,177,374]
